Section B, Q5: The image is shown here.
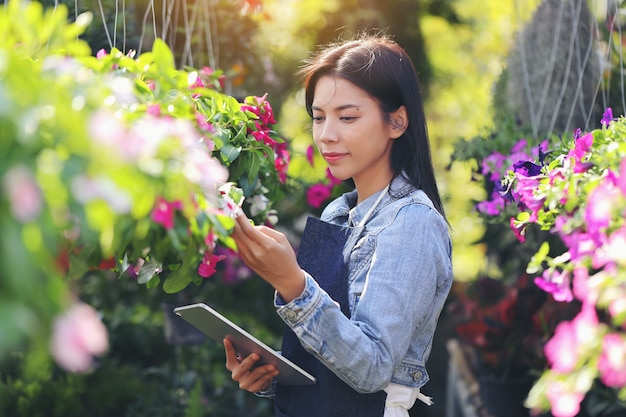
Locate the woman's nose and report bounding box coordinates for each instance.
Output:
[316,119,338,143]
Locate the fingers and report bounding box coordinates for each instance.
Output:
[223,338,279,393]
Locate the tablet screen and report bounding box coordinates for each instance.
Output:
[173,303,316,386]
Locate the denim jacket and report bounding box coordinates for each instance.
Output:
[272,174,453,395]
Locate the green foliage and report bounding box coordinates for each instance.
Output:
[0,0,289,368]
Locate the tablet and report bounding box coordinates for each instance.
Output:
[173,303,317,386]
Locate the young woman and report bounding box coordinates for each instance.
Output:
[224,34,453,417]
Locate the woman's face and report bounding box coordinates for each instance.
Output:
[311,75,403,201]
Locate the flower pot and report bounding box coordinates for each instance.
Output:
[478,375,533,417]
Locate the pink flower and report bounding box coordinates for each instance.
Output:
[513,172,543,221]
[198,251,226,278]
[476,191,504,216]
[151,197,183,230]
[51,303,108,373]
[306,145,315,166]
[567,132,593,173]
[618,158,626,196]
[326,168,342,186]
[481,151,507,181]
[545,320,579,373]
[96,49,108,59]
[307,183,332,208]
[510,216,527,243]
[546,380,584,417]
[535,269,573,302]
[146,104,161,117]
[585,180,620,238]
[3,165,43,223]
[599,333,626,387]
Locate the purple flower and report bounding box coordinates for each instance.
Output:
[476,191,504,216]
[513,160,542,177]
[601,107,614,126]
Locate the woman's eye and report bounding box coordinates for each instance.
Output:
[340,116,357,122]
[312,116,324,122]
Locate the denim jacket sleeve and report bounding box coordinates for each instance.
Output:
[274,202,452,394]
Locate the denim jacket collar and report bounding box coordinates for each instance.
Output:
[325,174,432,227]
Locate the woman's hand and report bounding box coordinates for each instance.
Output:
[224,338,279,392]
[231,212,305,302]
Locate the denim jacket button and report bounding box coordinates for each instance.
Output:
[412,371,423,381]
[285,311,298,321]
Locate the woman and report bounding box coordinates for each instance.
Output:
[225,34,453,417]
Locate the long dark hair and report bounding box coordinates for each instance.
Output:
[298,34,446,220]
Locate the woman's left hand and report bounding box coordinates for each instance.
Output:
[231,212,305,302]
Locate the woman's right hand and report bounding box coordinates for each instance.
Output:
[224,338,279,393]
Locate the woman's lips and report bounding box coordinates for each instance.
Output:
[322,152,348,163]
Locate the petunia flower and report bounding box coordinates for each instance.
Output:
[307,183,332,208]
[601,107,614,126]
[598,333,626,387]
[535,268,573,302]
[306,145,315,166]
[545,380,584,417]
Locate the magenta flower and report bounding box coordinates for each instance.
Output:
[545,320,579,373]
[618,158,626,196]
[326,168,342,186]
[151,197,183,230]
[251,127,277,146]
[307,183,332,208]
[198,251,226,278]
[585,180,619,238]
[571,267,598,305]
[513,172,543,221]
[509,217,526,243]
[476,191,504,216]
[481,151,507,181]
[546,381,584,417]
[51,302,108,373]
[599,333,626,387]
[535,268,573,302]
[567,132,593,173]
[96,48,108,59]
[306,145,315,166]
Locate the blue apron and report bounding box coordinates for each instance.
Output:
[273,216,387,417]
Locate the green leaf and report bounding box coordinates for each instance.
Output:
[152,38,175,74]
[137,259,163,284]
[162,266,193,294]
[247,151,262,183]
[220,143,242,165]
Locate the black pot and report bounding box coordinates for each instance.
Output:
[479,375,534,417]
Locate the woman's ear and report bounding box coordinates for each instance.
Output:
[389,106,408,139]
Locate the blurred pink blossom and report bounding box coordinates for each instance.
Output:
[3,165,42,223]
[151,197,183,230]
[51,303,108,373]
[599,333,626,387]
[306,145,315,166]
[546,381,584,417]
